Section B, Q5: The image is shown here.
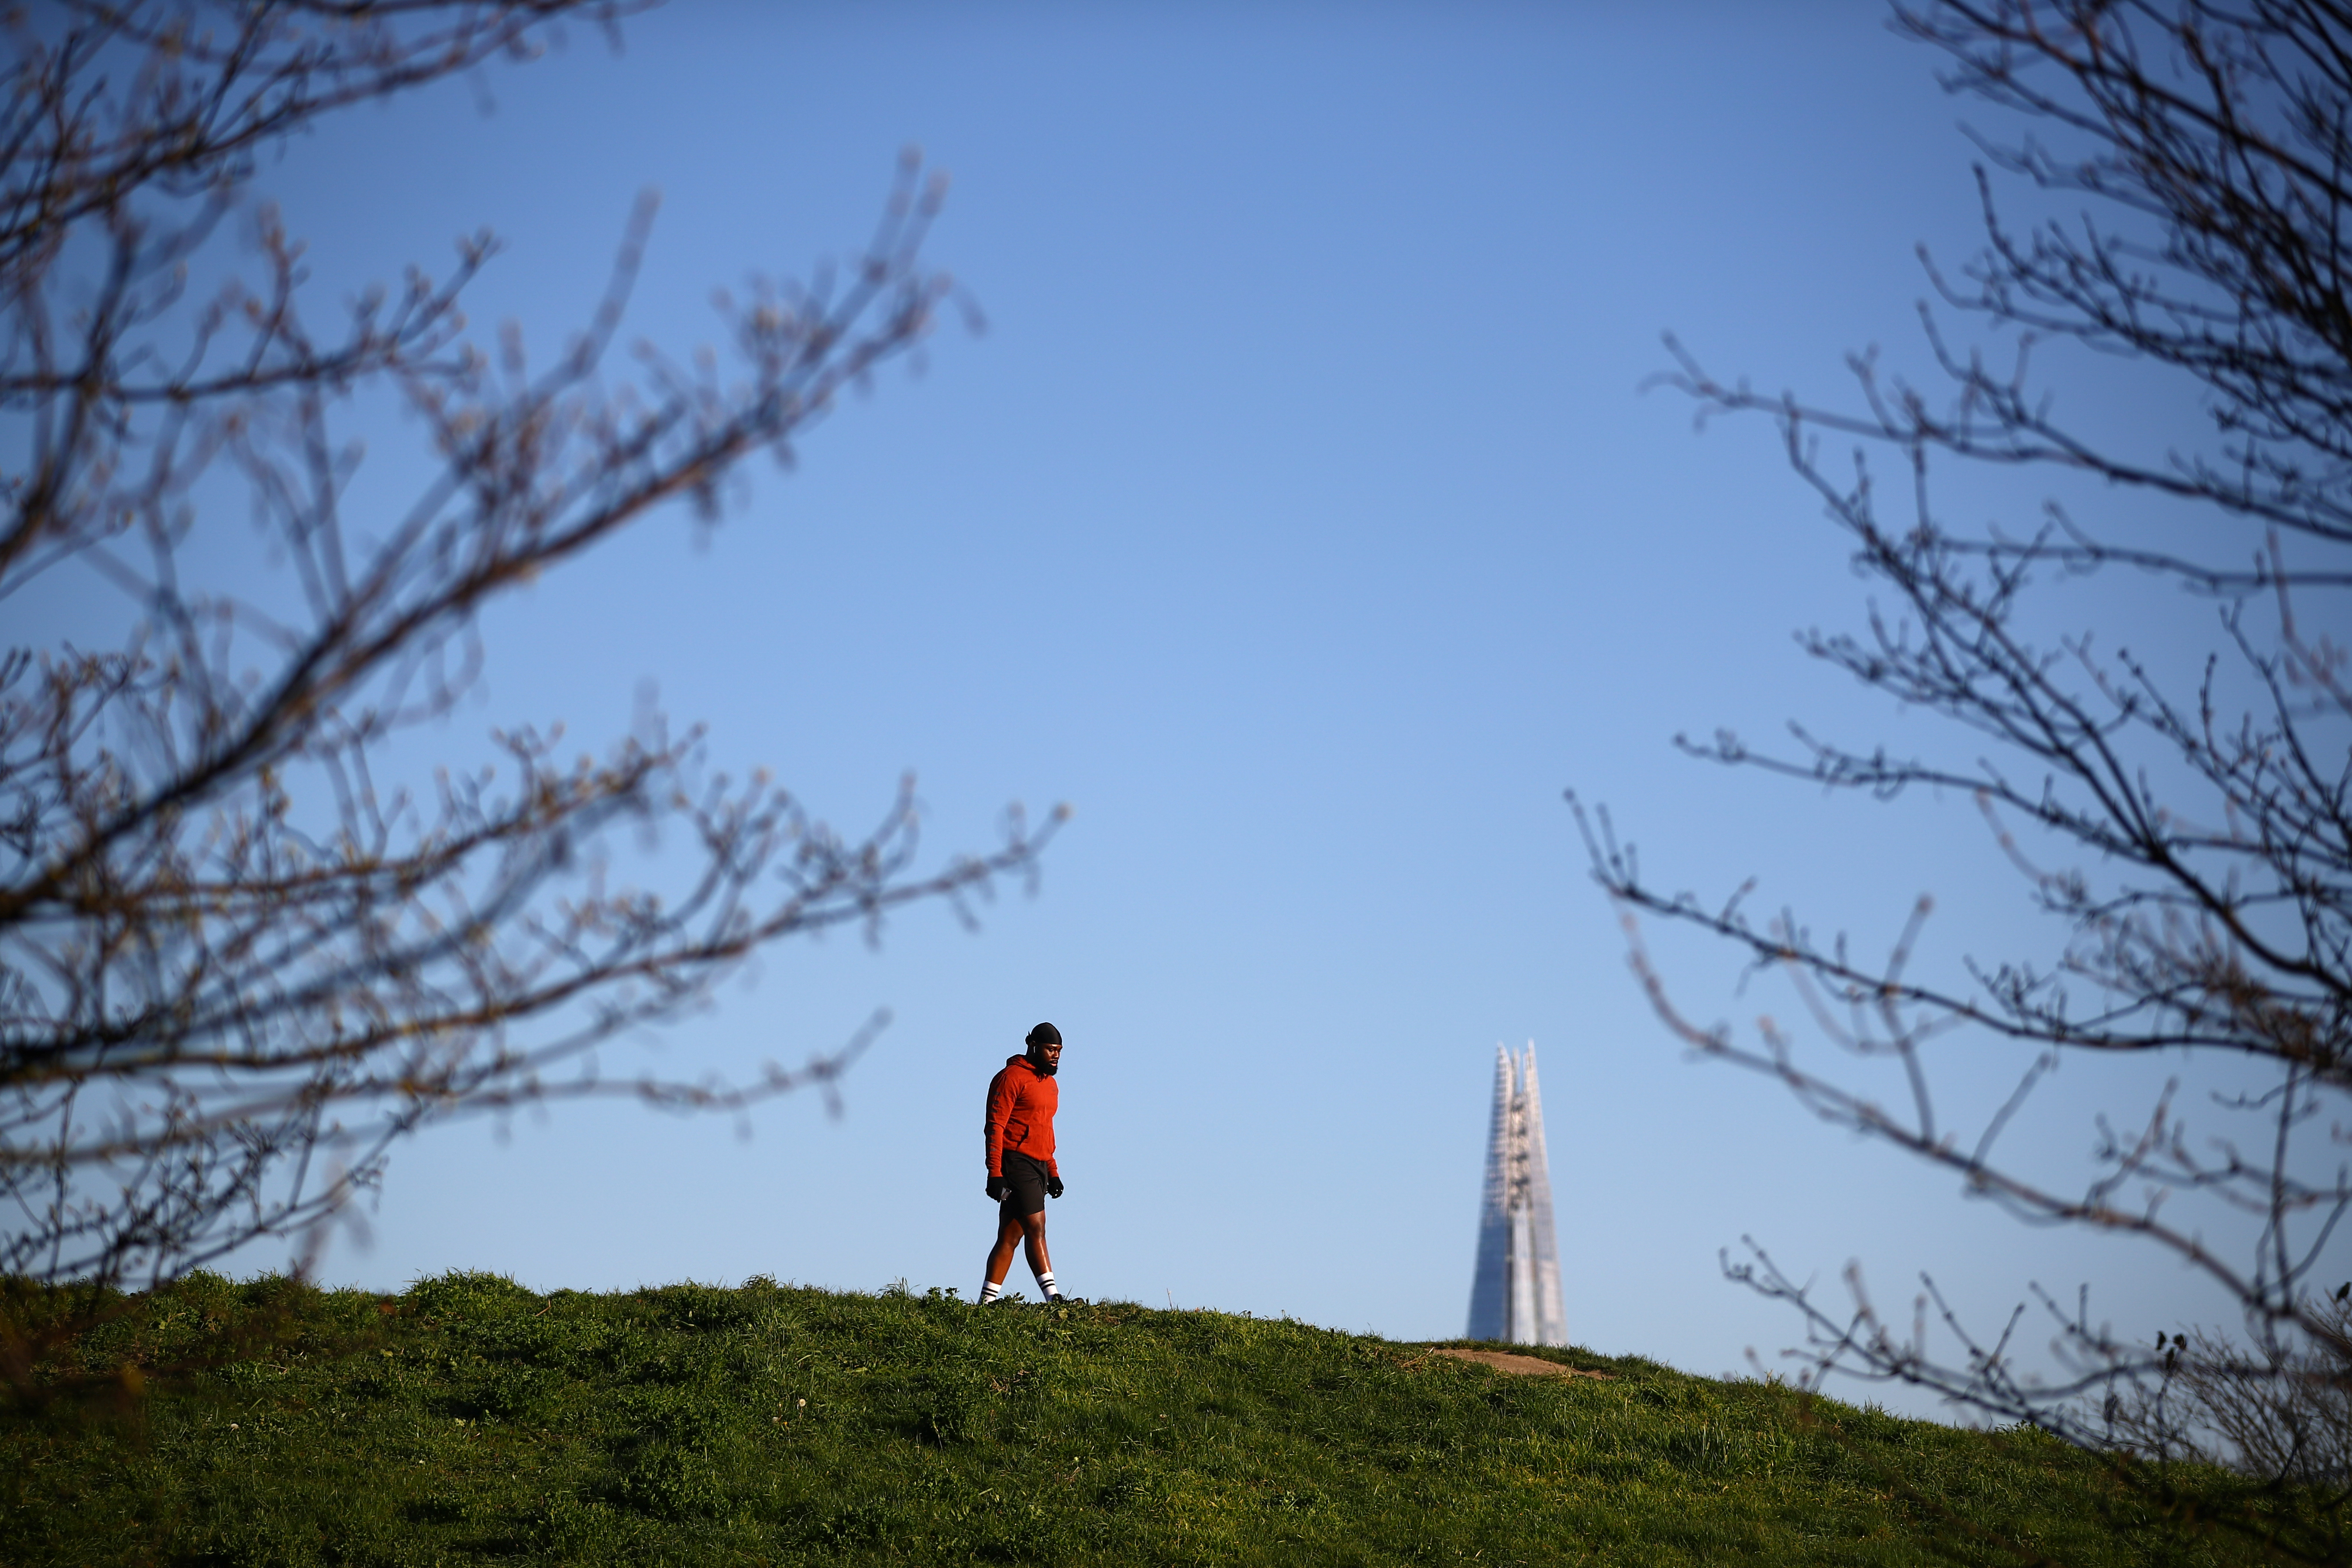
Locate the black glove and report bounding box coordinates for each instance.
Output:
[986,1176,1010,1203]
[1046,1174,1065,1200]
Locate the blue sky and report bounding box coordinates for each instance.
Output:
[49,0,2326,1418]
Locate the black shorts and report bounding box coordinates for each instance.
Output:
[999,1151,1051,1217]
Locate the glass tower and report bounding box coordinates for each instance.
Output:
[1466,1041,1566,1345]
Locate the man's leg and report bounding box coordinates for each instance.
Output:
[1019,1210,1060,1301]
[979,1209,1023,1303]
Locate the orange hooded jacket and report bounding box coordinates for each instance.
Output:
[983,1053,1059,1179]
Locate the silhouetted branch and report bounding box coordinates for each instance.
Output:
[0,2,1058,1297]
[1593,5,2351,1557]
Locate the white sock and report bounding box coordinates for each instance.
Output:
[1035,1271,1061,1302]
[978,1280,1001,1304]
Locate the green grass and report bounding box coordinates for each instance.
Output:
[0,1271,2311,1565]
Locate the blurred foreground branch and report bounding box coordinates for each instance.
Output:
[1587,2,2352,1558]
[0,1,1059,1298]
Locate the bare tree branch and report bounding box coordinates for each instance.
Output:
[1593,4,2352,1558]
[0,1,1060,1302]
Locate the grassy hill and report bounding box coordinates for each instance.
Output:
[0,1271,2312,1565]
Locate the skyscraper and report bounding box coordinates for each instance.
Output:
[1466,1042,1566,1345]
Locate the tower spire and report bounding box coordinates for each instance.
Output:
[1465,1041,1566,1345]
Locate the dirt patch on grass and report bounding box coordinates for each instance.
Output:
[1430,1348,1614,1380]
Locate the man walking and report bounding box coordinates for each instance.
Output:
[980,1022,1066,1304]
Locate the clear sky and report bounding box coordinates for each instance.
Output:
[55,0,2330,1420]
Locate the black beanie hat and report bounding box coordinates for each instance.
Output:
[1025,1022,1061,1049]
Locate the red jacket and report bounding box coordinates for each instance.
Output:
[984,1054,1059,1178]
